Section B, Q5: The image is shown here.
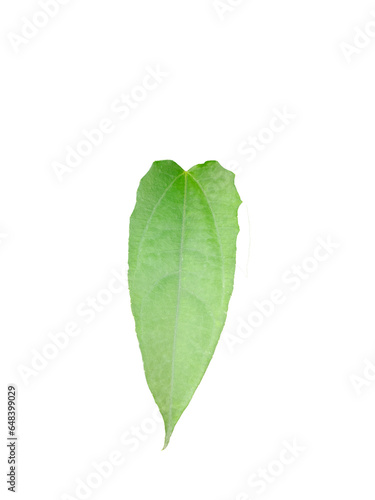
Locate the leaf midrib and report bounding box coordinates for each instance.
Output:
[166,172,188,443]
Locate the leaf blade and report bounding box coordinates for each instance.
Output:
[128,160,241,447]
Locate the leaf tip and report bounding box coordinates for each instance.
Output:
[162,436,171,450]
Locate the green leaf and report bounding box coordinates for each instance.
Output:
[128,160,241,448]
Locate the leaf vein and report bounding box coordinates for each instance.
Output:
[131,172,185,280]
[187,172,225,307]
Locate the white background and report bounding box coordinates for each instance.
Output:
[1,0,375,499]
